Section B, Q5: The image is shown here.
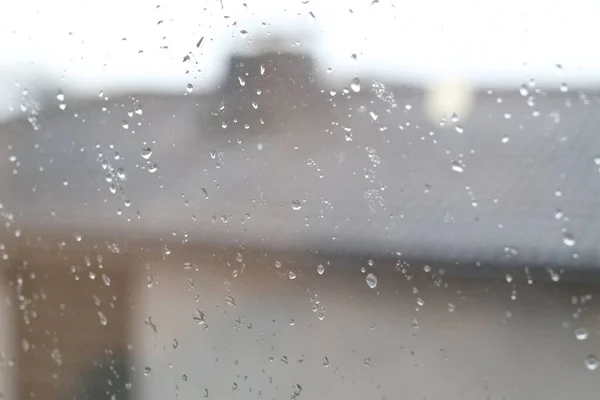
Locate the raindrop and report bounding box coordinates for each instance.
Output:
[193,309,207,325]
[225,296,236,307]
[519,84,529,96]
[56,91,65,102]
[585,355,598,371]
[316,264,325,275]
[148,163,159,173]
[239,30,248,38]
[122,121,129,129]
[365,273,378,289]
[454,125,464,134]
[554,210,564,220]
[74,233,83,242]
[363,357,371,367]
[288,271,297,280]
[98,311,108,326]
[563,231,576,247]
[594,156,600,166]
[291,200,302,210]
[451,161,464,173]
[238,76,246,86]
[292,383,302,396]
[350,77,361,93]
[575,327,589,340]
[322,356,330,367]
[501,135,510,144]
[144,367,152,376]
[505,273,513,283]
[141,148,153,159]
[186,83,194,93]
[560,83,569,93]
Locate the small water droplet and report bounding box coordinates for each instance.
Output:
[316,264,325,275]
[560,83,569,93]
[239,29,248,38]
[225,296,236,307]
[519,84,529,96]
[575,327,589,340]
[288,271,297,280]
[238,76,246,86]
[148,163,159,173]
[451,161,464,173]
[275,260,282,268]
[186,83,194,93]
[322,356,330,367]
[141,148,152,159]
[350,77,361,93]
[365,273,377,288]
[585,354,598,370]
[501,135,510,143]
[291,200,302,211]
[98,311,108,326]
[56,91,65,102]
[144,367,152,376]
[122,121,129,129]
[505,273,513,283]
[563,232,576,247]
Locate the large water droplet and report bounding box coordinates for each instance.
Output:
[365,273,377,288]
[291,200,302,211]
[141,148,152,159]
[350,77,361,93]
[98,311,108,326]
[575,327,589,340]
[585,354,598,370]
[288,271,297,280]
[563,232,576,247]
[316,264,325,275]
[451,161,464,173]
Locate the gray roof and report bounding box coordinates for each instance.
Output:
[2,54,600,269]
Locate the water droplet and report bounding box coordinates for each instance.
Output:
[292,383,302,396]
[322,356,330,367]
[98,311,108,326]
[519,84,529,96]
[585,355,598,370]
[275,261,282,268]
[238,76,246,86]
[239,29,248,38]
[186,83,194,93]
[365,273,377,288]
[141,148,152,159]
[560,83,569,93]
[288,271,297,280]
[225,296,236,307]
[451,161,464,173]
[144,367,152,376]
[56,91,65,102]
[58,103,67,111]
[350,77,361,93]
[554,209,564,220]
[563,232,576,247]
[501,135,510,144]
[363,357,371,367]
[193,309,207,324]
[291,200,302,210]
[122,121,129,129]
[575,327,589,340]
[316,264,325,275]
[102,273,111,286]
[505,273,513,283]
[148,163,159,173]
[74,233,83,242]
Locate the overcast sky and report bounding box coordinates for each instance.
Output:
[1,0,599,112]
